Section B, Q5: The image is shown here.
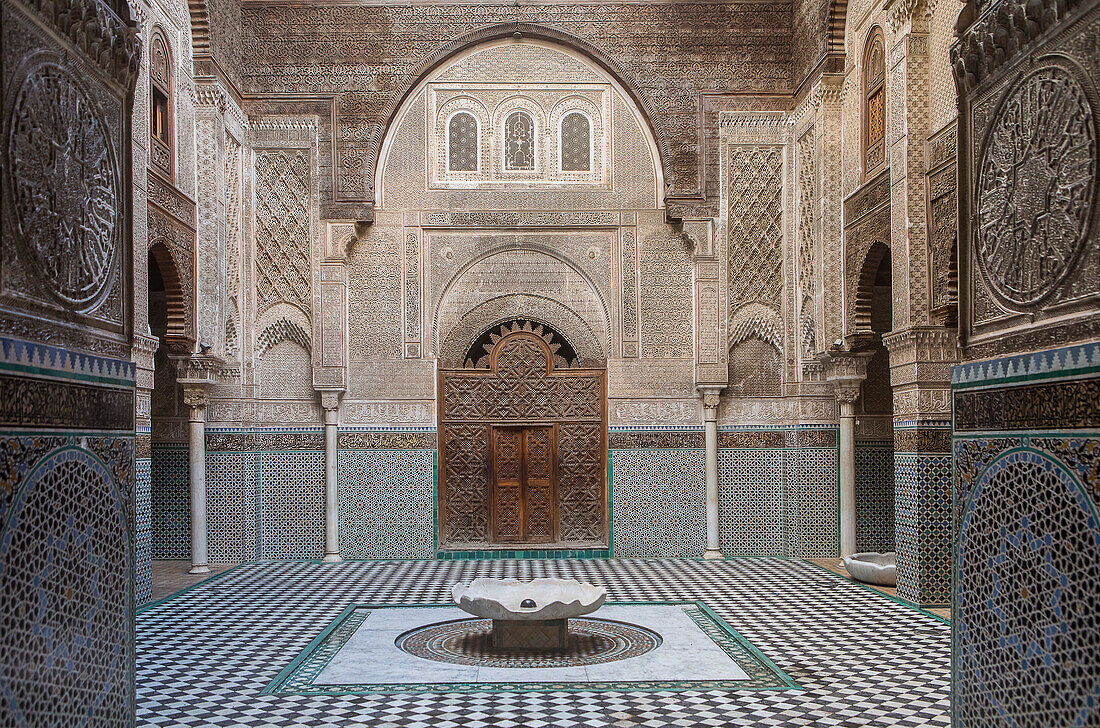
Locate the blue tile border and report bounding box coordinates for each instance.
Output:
[0,335,136,385]
[952,341,1100,389]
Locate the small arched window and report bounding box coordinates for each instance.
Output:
[149,30,174,178]
[448,112,478,172]
[560,112,591,172]
[862,30,886,177]
[504,111,535,170]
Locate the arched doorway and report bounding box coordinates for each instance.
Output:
[437,322,607,548]
[854,244,895,553]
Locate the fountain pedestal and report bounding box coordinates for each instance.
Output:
[492,618,568,650]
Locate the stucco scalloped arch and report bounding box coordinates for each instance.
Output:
[437,294,606,368]
[371,23,671,202]
[433,247,611,360]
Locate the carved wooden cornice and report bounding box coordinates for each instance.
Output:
[952,0,1091,92]
[33,0,141,88]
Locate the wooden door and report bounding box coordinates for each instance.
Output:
[491,425,556,543]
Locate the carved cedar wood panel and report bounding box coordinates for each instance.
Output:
[439,332,606,546]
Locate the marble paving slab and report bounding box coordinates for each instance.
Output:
[315,605,750,686]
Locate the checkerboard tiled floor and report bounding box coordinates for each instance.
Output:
[136,558,951,727]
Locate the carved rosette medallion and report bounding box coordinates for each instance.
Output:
[4,58,120,310]
[975,64,1096,308]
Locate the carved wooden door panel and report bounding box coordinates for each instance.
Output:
[440,330,605,548]
[523,426,555,542]
[491,427,524,542]
[491,425,556,543]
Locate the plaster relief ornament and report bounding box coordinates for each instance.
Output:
[5,59,120,310]
[976,64,1096,308]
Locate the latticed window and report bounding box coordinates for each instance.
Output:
[448,112,478,172]
[504,111,535,170]
[149,30,173,178]
[560,112,591,172]
[863,31,886,176]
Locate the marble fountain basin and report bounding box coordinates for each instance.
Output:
[452,577,606,620]
[451,577,607,651]
[842,552,897,586]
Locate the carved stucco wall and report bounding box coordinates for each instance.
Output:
[238,5,793,207]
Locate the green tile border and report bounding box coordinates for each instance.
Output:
[262,600,801,695]
[434,548,612,560]
[801,560,951,624]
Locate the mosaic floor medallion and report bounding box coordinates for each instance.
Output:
[395,617,662,668]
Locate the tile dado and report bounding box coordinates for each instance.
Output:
[952,342,1100,727]
[0,338,137,728]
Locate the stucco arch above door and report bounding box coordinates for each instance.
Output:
[433,247,610,363]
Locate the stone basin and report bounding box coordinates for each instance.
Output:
[842,552,897,586]
[451,577,607,650]
[452,577,607,621]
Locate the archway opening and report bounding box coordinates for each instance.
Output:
[148,251,189,561]
[855,247,895,554]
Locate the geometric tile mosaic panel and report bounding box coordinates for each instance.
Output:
[151,447,189,559]
[954,446,1100,728]
[337,449,434,559]
[718,449,784,556]
[135,558,951,727]
[896,453,951,605]
[855,441,895,553]
[0,447,132,728]
[610,449,704,557]
[135,456,152,604]
[784,448,840,557]
[259,451,324,560]
[207,452,259,563]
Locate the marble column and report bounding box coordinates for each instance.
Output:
[835,385,862,557]
[818,349,871,557]
[320,390,343,563]
[699,387,724,559]
[182,386,210,574]
[177,352,223,575]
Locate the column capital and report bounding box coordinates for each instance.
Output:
[181,386,211,418]
[318,389,345,412]
[696,385,723,411]
[817,348,873,386]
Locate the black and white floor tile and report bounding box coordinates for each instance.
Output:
[136,558,950,727]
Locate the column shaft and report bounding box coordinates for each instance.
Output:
[838,402,857,557]
[188,414,209,574]
[704,416,721,558]
[323,407,341,562]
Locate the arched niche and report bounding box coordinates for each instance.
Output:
[376,36,662,211]
[433,247,610,362]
